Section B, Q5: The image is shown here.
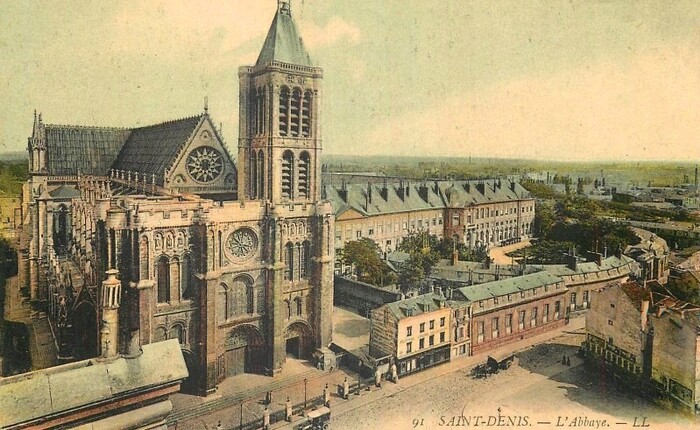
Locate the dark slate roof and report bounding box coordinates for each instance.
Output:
[386,292,447,320]
[45,125,131,176]
[0,339,188,428]
[49,184,80,199]
[256,7,312,67]
[327,182,445,218]
[111,115,203,182]
[326,179,533,218]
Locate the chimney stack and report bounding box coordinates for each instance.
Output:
[641,299,650,332]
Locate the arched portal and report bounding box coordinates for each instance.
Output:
[72,301,98,359]
[222,325,265,379]
[284,321,313,360]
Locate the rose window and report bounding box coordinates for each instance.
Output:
[186,146,223,183]
[227,228,258,260]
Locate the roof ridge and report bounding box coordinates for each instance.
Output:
[131,113,203,131]
[45,123,130,131]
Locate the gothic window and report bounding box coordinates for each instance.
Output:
[281,151,294,199]
[232,276,253,316]
[250,151,258,199]
[186,146,223,183]
[157,256,170,303]
[257,150,265,199]
[290,89,301,137]
[295,297,302,316]
[284,242,294,280]
[218,284,229,322]
[256,88,264,135]
[218,231,223,268]
[170,257,181,301]
[301,241,310,279]
[279,86,289,136]
[298,152,310,199]
[301,91,312,137]
[169,324,185,345]
[182,255,194,299]
[247,283,254,314]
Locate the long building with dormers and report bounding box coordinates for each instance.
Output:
[325,179,536,256]
[16,2,334,396]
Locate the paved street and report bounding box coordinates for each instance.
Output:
[330,328,694,430]
[489,239,532,265]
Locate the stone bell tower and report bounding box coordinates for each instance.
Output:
[237,0,323,204]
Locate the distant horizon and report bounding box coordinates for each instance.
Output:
[1,148,698,166]
[2,1,699,161]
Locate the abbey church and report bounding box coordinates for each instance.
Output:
[19,1,334,395]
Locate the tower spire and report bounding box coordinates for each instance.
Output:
[279,0,291,16]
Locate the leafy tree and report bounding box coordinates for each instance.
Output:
[534,201,556,237]
[520,181,561,200]
[667,273,700,305]
[397,256,428,294]
[339,238,394,286]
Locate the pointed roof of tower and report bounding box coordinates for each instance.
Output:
[256,2,312,67]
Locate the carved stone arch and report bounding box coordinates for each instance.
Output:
[166,231,174,249]
[177,230,186,248]
[154,325,167,342]
[169,321,186,345]
[154,232,163,251]
[283,320,313,359]
[221,324,265,378]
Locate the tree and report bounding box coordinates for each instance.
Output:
[667,273,700,305]
[339,238,394,286]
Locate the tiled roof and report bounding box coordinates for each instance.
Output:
[385,292,446,320]
[44,125,131,176]
[256,7,312,67]
[111,115,203,183]
[454,271,563,303]
[619,281,653,311]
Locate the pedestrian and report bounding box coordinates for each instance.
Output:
[216,420,223,430]
[263,407,270,430]
[562,354,567,365]
[566,355,571,366]
[285,396,292,422]
[323,383,330,406]
[342,377,349,399]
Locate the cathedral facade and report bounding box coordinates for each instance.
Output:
[19,1,334,395]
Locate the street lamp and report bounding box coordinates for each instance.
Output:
[304,378,308,410]
[239,401,243,430]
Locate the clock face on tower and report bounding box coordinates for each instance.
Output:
[226,228,258,260]
[186,146,223,183]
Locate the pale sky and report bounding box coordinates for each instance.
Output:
[1,0,699,161]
